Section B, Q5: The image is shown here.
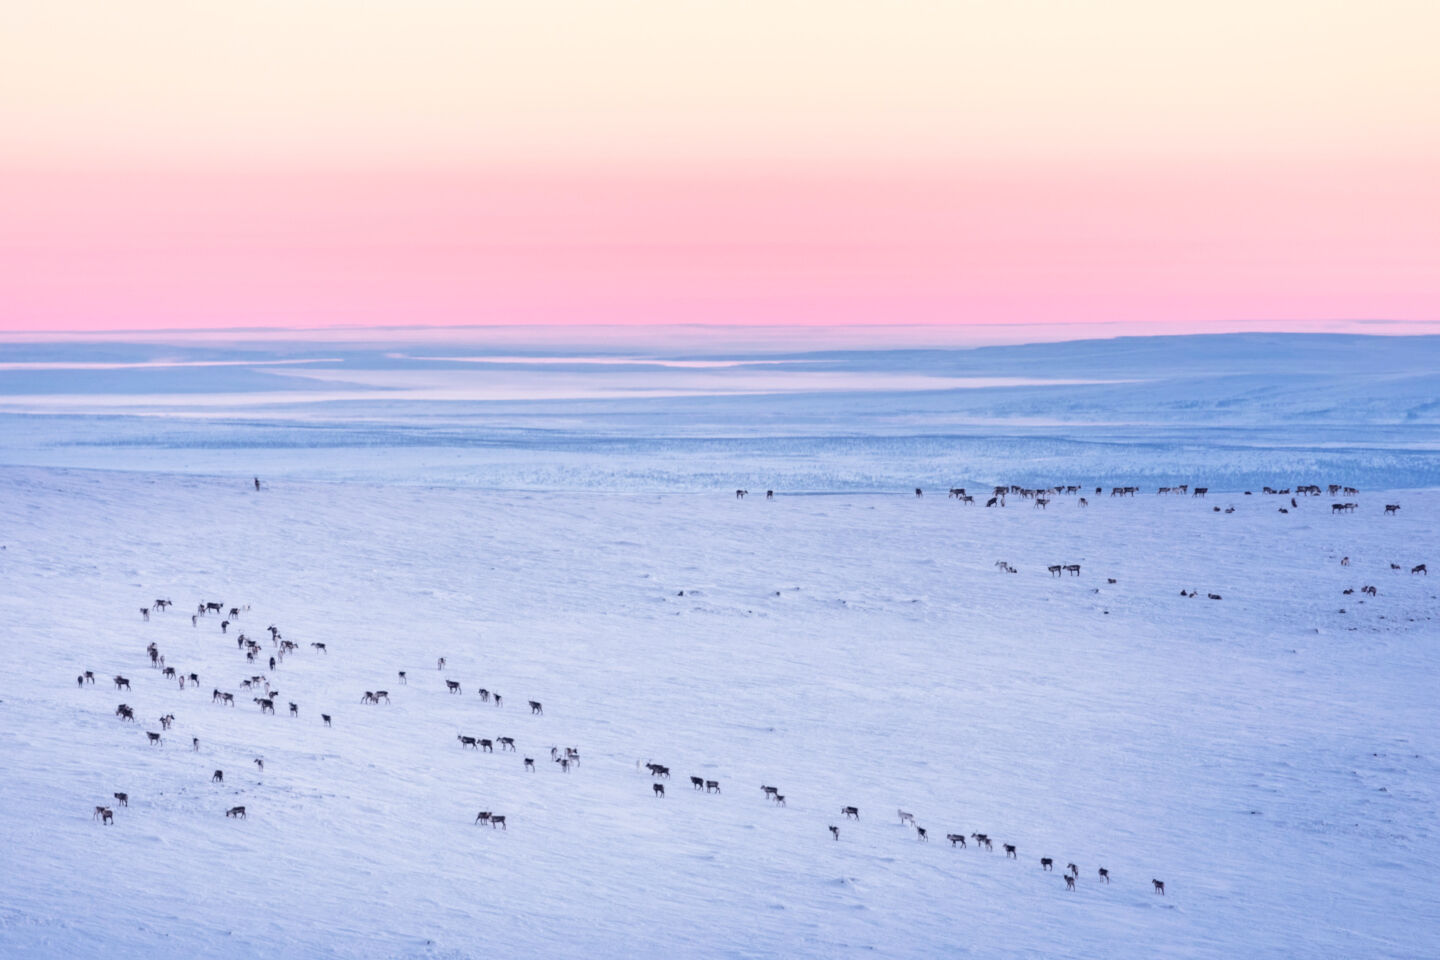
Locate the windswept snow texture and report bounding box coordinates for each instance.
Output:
[2,333,1440,491]
[1,333,1438,958]
[0,470,1437,959]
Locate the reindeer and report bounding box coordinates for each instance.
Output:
[478,688,490,702]
[254,698,275,714]
[162,666,176,680]
[648,764,671,779]
[1067,862,1079,877]
[1152,879,1165,895]
[113,792,128,807]
[761,785,778,799]
[84,671,95,685]
[1040,857,1053,870]
[206,602,224,614]
[972,833,993,851]
[691,776,705,790]
[841,806,859,819]
[146,732,162,745]
[735,489,747,499]
[1414,564,1428,575]
[493,694,503,708]
[915,826,929,841]
[1064,564,1080,576]
[653,783,666,797]
[1065,874,1076,890]
[115,704,134,721]
[1048,565,1063,577]
[1004,844,1017,858]
[446,680,461,693]
[1385,504,1401,515]
[458,735,479,749]
[398,671,407,684]
[226,806,246,819]
[93,806,114,824]
[1193,487,1208,497]
[1362,585,1377,597]
[946,833,966,848]
[254,758,264,771]
[773,795,786,806]
[524,757,535,771]
[479,739,493,752]
[1098,867,1110,883]
[114,676,130,691]
[374,690,390,703]
[829,825,840,840]
[529,700,543,715]
[706,780,721,793]
[140,607,150,621]
[490,815,506,830]
[474,811,491,825]
[159,714,174,730]
[1078,497,1088,506]
[211,769,225,782]
[898,810,915,826]
[310,642,327,653]
[498,737,516,751]
[322,714,332,727]
[289,702,299,717]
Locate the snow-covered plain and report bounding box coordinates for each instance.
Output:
[1,334,1438,959]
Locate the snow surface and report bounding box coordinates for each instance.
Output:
[1,333,1438,958]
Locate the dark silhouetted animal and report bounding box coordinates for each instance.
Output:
[227,806,246,819]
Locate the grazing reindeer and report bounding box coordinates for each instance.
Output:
[1414,564,1428,575]
[648,764,671,779]
[493,694,502,707]
[1362,585,1377,597]
[140,607,150,621]
[653,783,665,797]
[524,757,535,771]
[972,833,993,850]
[841,806,859,819]
[94,806,114,824]
[898,810,915,826]
[361,692,377,704]
[226,806,246,819]
[374,690,389,703]
[498,737,515,751]
[446,680,461,693]
[478,688,490,702]
[1078,497,1088,506]
[691,776,705,790]
[1067,863,1079,877]
[556,757,572,772]
[84,671,95,684]
[289,702,298,716]
[706,780,721,793]
[773,794,786,806]
[946,833,966,848]
[212,770,224,782]
[761,785,778,799]
[113,792,128,807]
[474,811,491,825]
[915,826,929,841]
[1098,867,1110,883]
[529,700,543,715]
[1004,844,1017,858]
[115,704,134,721]
[829,825,840,840]
[146,732,162,745]
[458,735,479,749]
[1065,874,1076,890]
[1040,857,1052,870]
[490,815,506,830]
[322,714,332,727]
[254,698,275,714]
[159,714,174,730]
[1153,879,1165,895]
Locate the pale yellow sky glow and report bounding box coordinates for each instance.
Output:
[3,0,1437,167]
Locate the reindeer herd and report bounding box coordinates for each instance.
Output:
[74,479,1430,910]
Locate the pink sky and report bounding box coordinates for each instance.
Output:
[2,2,1437,333]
